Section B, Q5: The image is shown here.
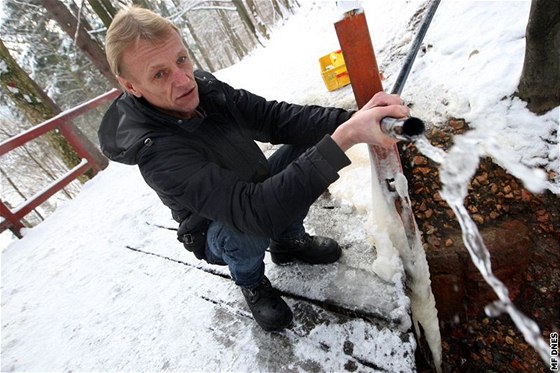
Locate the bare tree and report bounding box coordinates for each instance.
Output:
[517,0,560,114]
[87,0,118,28]
[40,0,119,87]
[184,17,217,72]
[231,0,265,46]
[215,3,248,60]
[245,0,270,40]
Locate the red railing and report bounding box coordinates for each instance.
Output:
[0,88,121,238]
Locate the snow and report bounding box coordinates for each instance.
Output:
[1,162,415,372]
[2,0,559,371]
[0,59,8,74]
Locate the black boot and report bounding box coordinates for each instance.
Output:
[241,276,293,331]
[269,233,342,265]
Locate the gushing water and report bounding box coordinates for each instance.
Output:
[414,130,554,363]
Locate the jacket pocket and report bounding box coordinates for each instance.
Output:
[177,219,211,260]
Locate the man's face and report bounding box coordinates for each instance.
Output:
[117,31,199,118]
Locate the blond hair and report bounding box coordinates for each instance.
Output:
[105,7,180,77]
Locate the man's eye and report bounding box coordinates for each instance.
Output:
[177,56,187,64]
[154,71,164,79]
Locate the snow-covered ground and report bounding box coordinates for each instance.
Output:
[2,1,559,371]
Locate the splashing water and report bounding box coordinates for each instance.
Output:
[414,130,554,364]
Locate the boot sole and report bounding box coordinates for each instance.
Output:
[270,247,342,265]
[256,314,293,331]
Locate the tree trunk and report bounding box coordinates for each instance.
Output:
[87,0,116,28]
[184,20,216,72]
[517,0,560,114]
[100,0,118,17]
[216,4,248,60]
[245,0,270,40]
[40,0,119,88]
[279,0,298,15]
[131,0,150,10]
[231,0,264,46]
[68,0,95,34]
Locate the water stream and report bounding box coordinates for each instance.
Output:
[413,131,556,363]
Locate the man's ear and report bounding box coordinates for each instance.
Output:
[117,76,142,98]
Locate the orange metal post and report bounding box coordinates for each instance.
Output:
[335,10,404,178]
[334,11,383,109]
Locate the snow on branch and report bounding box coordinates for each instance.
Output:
[168,0,235,21]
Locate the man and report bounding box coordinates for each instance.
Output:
[99,7,408,332]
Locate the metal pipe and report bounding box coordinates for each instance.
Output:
[390,0,441,95]
[381,116,425,141]
[380,0,441,141]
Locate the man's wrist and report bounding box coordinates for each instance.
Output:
[331,123,354,152]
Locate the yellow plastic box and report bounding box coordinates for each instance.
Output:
[319,50,351,91]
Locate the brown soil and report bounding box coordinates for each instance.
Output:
[400,119,559,372]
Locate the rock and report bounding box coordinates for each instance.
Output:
[472,214,484,224]
[475,173,488,184]
[449,119,465,130]
[416,167,431,175]
[536,212,549,223]
[510,360,525,371]
[413,155,428,166]
[425,209,433,218]
[427,234,440,247]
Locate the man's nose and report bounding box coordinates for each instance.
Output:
[171,67,191,86]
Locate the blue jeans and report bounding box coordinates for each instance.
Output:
[204,144,309,288]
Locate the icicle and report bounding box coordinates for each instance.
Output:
[369,151,442,372]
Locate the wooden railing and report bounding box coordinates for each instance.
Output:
[0,88,121,238]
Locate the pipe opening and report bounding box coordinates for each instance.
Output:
[381,116,426,141]
[402,117,426,137]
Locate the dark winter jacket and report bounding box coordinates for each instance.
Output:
[98,70,352,240]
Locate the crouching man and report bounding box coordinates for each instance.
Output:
[98,7,408,331]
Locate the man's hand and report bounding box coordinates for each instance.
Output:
[331,91,409,152]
